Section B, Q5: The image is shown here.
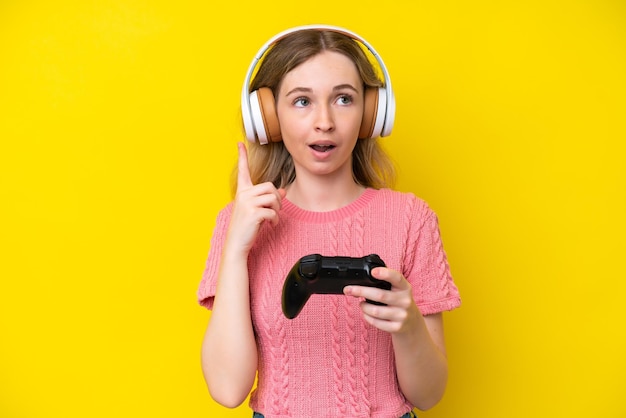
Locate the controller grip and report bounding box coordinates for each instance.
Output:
[282,274,310,319]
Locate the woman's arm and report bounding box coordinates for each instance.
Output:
[392,312,448,411]
[201,143,285,407]
[201,246,258,408]
[344,267,449,410]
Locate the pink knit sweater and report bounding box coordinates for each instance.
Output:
[198,188,461,418]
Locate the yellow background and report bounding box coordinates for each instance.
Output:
[1,0,625,417]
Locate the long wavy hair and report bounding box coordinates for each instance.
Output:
[233,29,396,195]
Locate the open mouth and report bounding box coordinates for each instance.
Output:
[310,144,335,153]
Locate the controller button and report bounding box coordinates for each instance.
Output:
[300,261,318,278]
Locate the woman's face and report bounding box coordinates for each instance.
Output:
[276,50,364,181]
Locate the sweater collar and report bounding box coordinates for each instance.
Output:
[280,188,378,223]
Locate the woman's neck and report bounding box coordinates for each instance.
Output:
[285,175,365,212]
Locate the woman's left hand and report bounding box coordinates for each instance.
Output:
[343,267,422,334]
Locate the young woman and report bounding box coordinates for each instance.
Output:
[198,25,461,418]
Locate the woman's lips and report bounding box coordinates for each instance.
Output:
[309,144,336,153]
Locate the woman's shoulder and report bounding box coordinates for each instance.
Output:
[219,200,234,213]
[373,188,433,215]
[211,200,234,225]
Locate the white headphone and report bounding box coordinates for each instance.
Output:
[241,24,396,145]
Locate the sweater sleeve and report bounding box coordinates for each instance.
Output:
[197,203,233,310]
[403,197,461,316]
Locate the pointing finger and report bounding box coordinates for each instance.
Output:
[237,142,253,189]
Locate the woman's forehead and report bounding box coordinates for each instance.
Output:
[280,51,361,90]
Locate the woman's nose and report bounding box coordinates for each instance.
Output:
[314,103,335,132]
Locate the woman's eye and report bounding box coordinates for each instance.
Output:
[294,97,310,107]
[337,94,353,105]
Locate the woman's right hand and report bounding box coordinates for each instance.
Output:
[226,142,286,255]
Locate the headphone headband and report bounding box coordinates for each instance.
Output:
[241,24,395,144]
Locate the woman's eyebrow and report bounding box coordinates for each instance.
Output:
[285,87,312,96]
[333,84,359,93]
[285,84,359,96]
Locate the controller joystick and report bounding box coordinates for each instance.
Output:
[281,254,391,319]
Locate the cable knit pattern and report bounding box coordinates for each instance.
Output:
[198,188,461,418]
[353,211,372,416]
[330,294,346,416]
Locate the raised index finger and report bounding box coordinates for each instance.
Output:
[237,142,253,189]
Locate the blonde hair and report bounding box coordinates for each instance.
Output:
[233,29,396,195]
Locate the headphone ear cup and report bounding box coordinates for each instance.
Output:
[257,87,283,142]
[250,87,282,143]
[359,87,388,139]
[359,87,378,139]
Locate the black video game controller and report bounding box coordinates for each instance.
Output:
[281,253,391,319]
